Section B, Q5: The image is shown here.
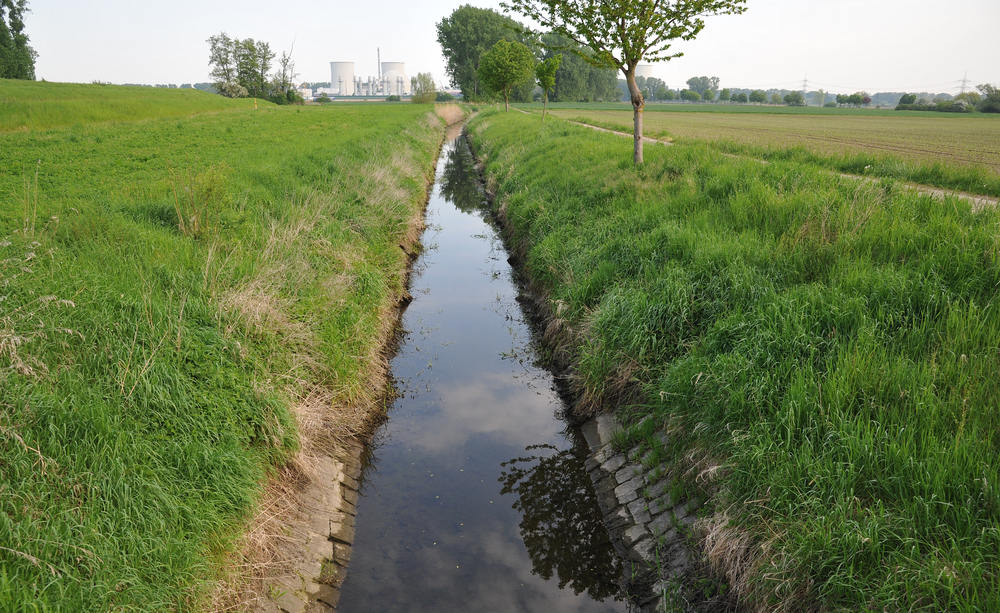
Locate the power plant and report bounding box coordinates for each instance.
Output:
[635,64,654,80]
[326,49,410,97]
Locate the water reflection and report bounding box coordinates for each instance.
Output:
[500,435,624,602]
[338,132,625,612]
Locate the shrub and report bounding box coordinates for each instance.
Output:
[436,91,455,102]
[385,95,401,102]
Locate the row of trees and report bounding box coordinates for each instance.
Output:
[436,6,619,104]
[1,0,36,80]
[897,85,1000,113]
[206,32,300,104]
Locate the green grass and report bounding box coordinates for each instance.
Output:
[549,110,1000,197]
[469,110,1000,611]
[0,87,445,611]
[515,100,1000,117]
[0,79,251,131]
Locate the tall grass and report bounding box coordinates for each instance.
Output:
[0,79,250,131]
[469,111,1000,611]
[0,90,444,611]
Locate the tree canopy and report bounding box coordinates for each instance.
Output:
[0,0,37,80]
[502,0,748,163]
[478,39,536,111]
[437,5,532,100]
[686,75,719,95]
[541,32,620,102]
[207,33,300,104]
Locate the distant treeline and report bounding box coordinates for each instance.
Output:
[436,5,619,103]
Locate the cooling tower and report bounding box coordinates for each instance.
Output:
[381,62,409,95]
[330,62,355,95]
[635,64,654,80]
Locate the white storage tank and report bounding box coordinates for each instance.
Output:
[330,62,355,96]
[381,62,409,95]
[635,64,654,80]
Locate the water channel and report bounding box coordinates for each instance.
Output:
[337,126,629,612]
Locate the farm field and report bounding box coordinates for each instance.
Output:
[546,108,1000,172]
[515,100,986,117]
[469,110,1000,611]
[0,83,445,612]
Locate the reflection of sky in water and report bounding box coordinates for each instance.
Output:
[338,134,624,613]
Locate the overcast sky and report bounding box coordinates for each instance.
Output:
[26,0,1000,95]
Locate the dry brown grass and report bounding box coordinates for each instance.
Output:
[434,103,467,127]
[207,114,444,613]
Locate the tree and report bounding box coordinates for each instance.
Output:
[478,39,535,111]
[848,92,863,107]
[736,92,748,103]
[749,90,766,104]
[701,89,714,102]
[680,89,700,102]
[502,0,749,164]
[535,53,561,120]
[272,43,298,97]
[718,88,730,102]
[862,94,872,107]
[812,89,825,106]
[770,92,782,105]
[783,91,804,106]
[542,33,620,102]
[898,93,916,105]
[656,85,670,101]
[686,75,719,95]
[411,72,437,104]
[978,84,1000,113]
[0,0,36,79]
[437,5,532,100]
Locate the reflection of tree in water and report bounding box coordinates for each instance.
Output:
[440,135,487,213]
[500,437,624,601]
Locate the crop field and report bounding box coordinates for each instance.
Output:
[546,108,1000,172]
[0,84,445,612]
[470,111,1000,611]
[516,100,977,117]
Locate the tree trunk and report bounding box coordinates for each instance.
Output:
[504,85,510,112]
[624,67,645,164]
[542,93,547,122]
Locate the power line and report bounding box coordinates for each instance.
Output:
[960,71,970,94]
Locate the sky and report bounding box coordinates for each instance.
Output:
[25,0,1000,95]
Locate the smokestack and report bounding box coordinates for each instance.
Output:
[377,48,381,80]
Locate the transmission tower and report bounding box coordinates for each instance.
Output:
[802,75,809,95]
[959,71,970,94]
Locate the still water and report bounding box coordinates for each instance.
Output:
[338,127,626,612]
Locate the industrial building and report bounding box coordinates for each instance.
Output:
[328,56,410,97]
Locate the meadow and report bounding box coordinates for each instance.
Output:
[0,79,253,131]
[469,110,1000,611]
[515,100,983,117]
[532,106,1000,198]
[0,83,445,611]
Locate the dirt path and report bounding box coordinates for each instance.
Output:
[552,115,999,211]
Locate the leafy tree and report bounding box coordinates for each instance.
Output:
[535,53,561,120]
[436,91,456,102]
[848,92,863,107]
[978,84,1000,113]
[208,33,275,98]
[656,85,670,101]
[0,0,36,79]
[437,5,531,100]
[502,0,749,164]
[701,89,715,102]
[749,90,766,104]
[736,92,748,103]
[812,89,826,106]
[835,93,846,106]
[411,72,437,104]
[718,88,730,102]
[542,33,620,102]
[862,94,872,106]
[783,91,804,106]
[686,75,719,95]
[770,92,782,105]
[272,44,297,97]
[680,89,700,102]
[954,91,979,106]
[478,39,535,111]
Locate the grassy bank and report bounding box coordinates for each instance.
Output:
[0,80,250,131]
[547,109,1000,197]
[0,87,446,611]
[468,111,1000,611]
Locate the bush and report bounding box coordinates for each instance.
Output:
[436,91,455,102]
[315,94,331,103]
[385,95,401,102]
[823,102,837,108]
